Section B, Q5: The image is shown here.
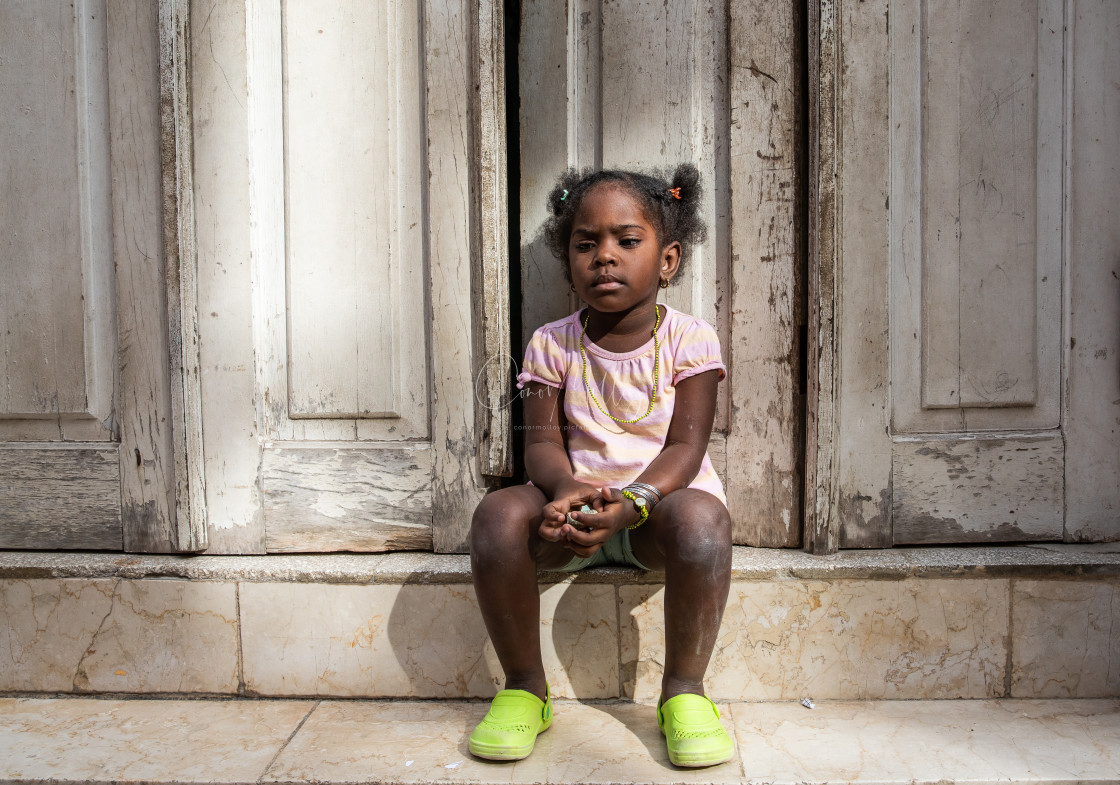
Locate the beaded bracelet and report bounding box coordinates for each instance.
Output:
[621,489,650,529]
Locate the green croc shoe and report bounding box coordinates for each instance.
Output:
[657,693,735,768]
[469,686,553,761]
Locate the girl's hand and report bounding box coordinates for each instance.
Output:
[554,486,642,558]
[539,481,606,543]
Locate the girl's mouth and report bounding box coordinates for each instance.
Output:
[592,277,623,290]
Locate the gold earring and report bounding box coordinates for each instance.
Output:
[659,278,670,289]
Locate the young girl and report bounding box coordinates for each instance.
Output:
[468,165,734,768]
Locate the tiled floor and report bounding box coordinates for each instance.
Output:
[1,696,1118,784]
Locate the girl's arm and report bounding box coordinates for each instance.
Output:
[632,367,720,494]
[562,368,720,552]
[522,381,606,534]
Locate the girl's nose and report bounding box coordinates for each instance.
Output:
[594,245,617,266]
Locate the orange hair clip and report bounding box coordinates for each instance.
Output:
[668,187,681,200]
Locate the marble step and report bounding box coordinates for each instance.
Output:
[2,545,1119,701]
[1,696,1118,785]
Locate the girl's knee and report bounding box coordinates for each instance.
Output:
[655,490,731,565]
[469,489,538,560]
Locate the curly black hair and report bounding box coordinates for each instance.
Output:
[541,164,707,285]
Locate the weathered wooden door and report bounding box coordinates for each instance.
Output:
[189,0,507,553]
[0,0,198,552]
[518,0,805,546]
[807,0,1120,549]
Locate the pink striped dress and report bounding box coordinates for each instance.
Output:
[516,304,727,505]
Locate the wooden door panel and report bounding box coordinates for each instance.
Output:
[283,0,425,426]
[266,0,430,549]
[892,434,1063,543]
[192,0,498,552]
[260,444,432,552]
[888,0,1065,544]
[0,447,122,549]
[893,0,1063,433]
[1065,0,1120,541]
[812,0,1091,549]
[920,0,1040,410]
[0,0,114,443]
[207,0,432,551]
[0,0,187,551]
[0,0,122,549]
[279,0,427,436]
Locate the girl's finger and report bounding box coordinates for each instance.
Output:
[539,521,564,542]
[562,524,608,548]
[588,488,608,511]
[600,486,623,504]
[542,501,568,522]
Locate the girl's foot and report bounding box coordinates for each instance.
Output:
[468,686,553,761]
[656,693,735,768]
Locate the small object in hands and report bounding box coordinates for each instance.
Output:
[800,697,815,709]
[566,504,598,531]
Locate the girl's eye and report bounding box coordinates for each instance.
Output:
[575,241,594,252]
[620,238,640,248]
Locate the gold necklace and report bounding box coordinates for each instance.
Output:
[579,305,662,424]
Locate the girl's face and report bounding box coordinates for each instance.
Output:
[567,184,680,314]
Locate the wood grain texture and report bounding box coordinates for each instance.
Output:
[108,0,181,550]
[0,447,122,550]
[262,445,432,552]
[0,420,110,442]
[0,0,85,419]
[948,0,1040,409]
[804,0,839,554]
[427,0,491,551]
[893,435,1063,544]
[597,0,724,328]
[834,0,893,548]
[158,0,207,552]
[726,0,803,546]
[191,0,264,553]
[472,0,512,478]
[1065,0,1120,542]
[517,0,587,349]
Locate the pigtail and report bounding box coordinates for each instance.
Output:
[546,169,582,217]
[542,169,584,263]
[668,164,701,209]
[665,163,708,249]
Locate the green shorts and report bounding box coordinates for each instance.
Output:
[558,527,651,572]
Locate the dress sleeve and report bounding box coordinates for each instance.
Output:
[672,317,727,385]
[516,325,566,389]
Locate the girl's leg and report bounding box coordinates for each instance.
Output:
[628,489,732,700]
[470,485,573,701]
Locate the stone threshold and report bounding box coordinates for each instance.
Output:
[0,542,1118,584]
[1,695,1118,785]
